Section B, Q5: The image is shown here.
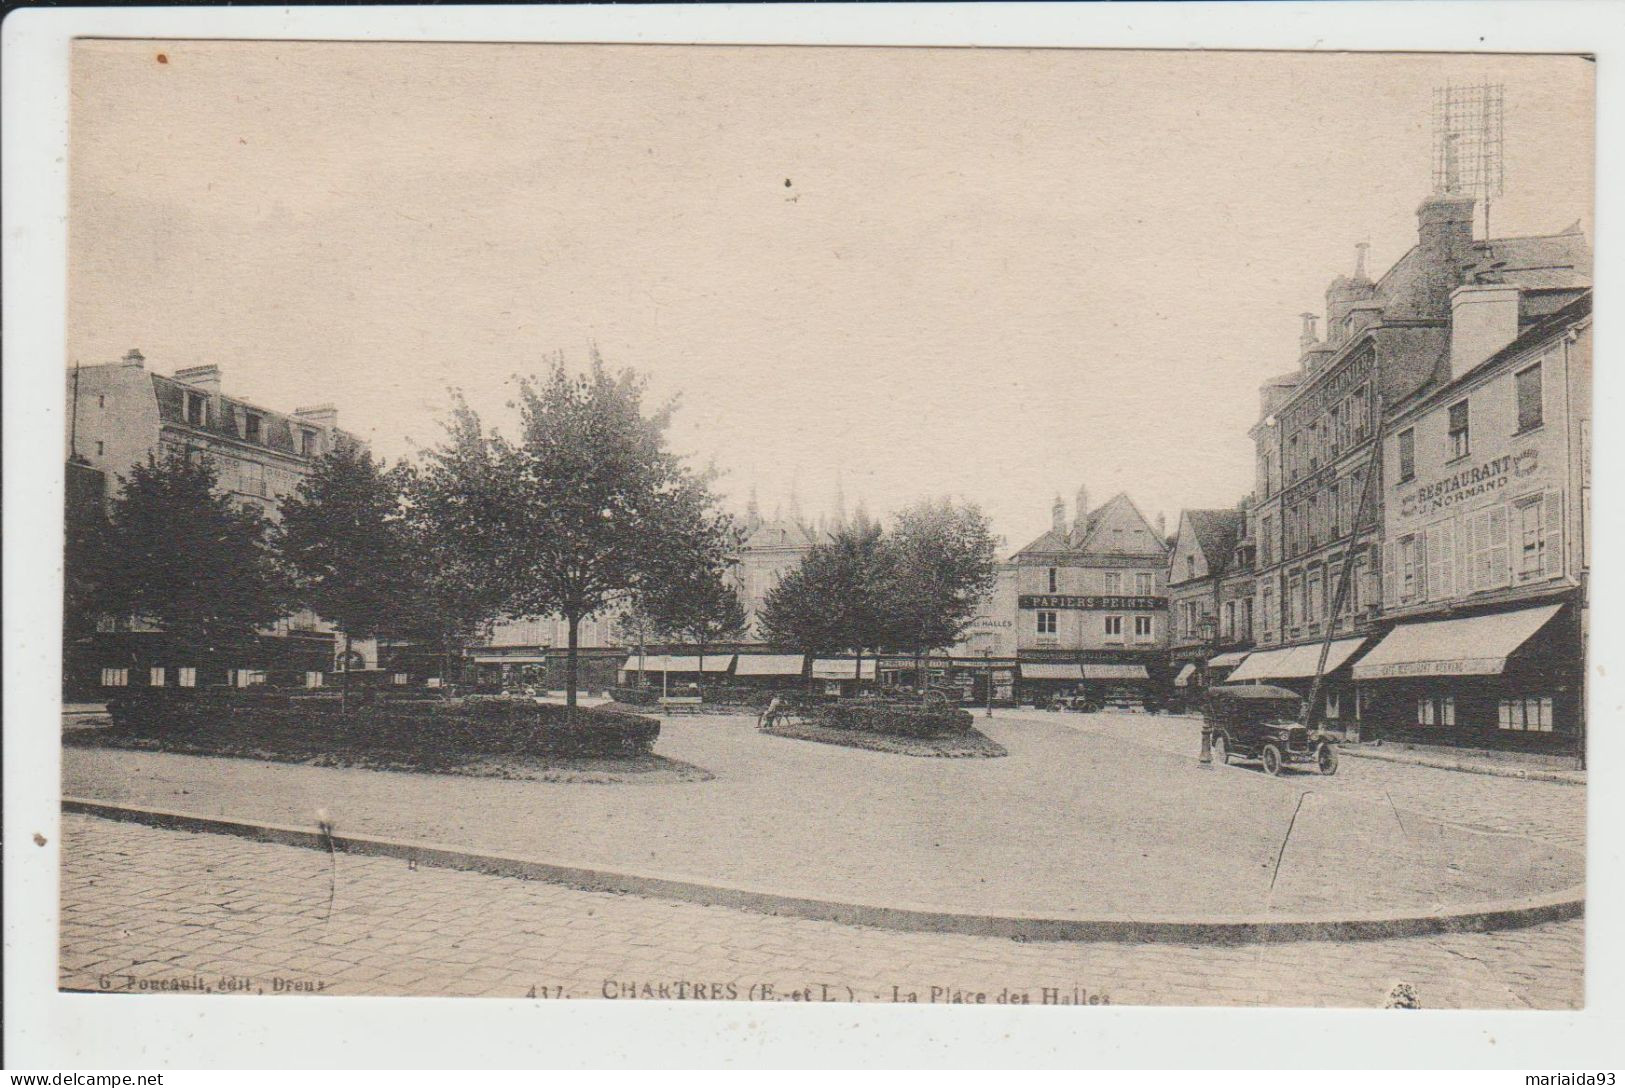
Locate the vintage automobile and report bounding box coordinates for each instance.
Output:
[1202,684,1339,776]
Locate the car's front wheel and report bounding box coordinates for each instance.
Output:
[1211,733,1229,766]
[1260,742,1284,776]
[1316,742,1339,775]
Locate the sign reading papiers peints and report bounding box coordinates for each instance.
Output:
[1018,595,1167,611]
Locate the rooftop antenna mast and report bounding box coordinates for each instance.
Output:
[1432,82,1505,245]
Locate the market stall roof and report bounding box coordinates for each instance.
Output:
[1352,604,1563,680]
[1173,663,1198,687]
[1226,638,1366,683]
[1080,663,1150,680]
[810,657,878,680]
[733,654,806,677]
[1208,650,1250,669]
[1019,662,1084,681]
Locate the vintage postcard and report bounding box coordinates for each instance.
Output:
[55,38,1591,1016]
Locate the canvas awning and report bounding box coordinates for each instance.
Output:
[1226,638,1366,683]
[619,654,735,673]
[811,657,878,680]
[1019,662,1084,681]
[1173,663,1198,687]
[733,654,806,677]
[473,655,551,665]
[1208,651,1250,669]
[1081,663,1150,681]
[1352,604,1562,680]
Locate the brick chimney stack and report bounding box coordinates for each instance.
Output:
[294,403,339,431]
[1415,192,1478,318]
[1051,495,1067,537]
[1298,313,1319,354]
[173,364,221,395]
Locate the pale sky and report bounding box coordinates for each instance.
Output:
[69,42,1593,551]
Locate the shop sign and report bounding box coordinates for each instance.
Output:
[1398,449,1539,519]
[1356,657,1505,679]
[1019,595,1166,611]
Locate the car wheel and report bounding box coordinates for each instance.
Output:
[1260,743,1283,776]
[1211,734,1229,766]
[1317,743,1339,775]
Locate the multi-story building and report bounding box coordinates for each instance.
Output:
[64,352,360,695]
[1232,192,1590,733]
[1008,487,1171,705]
[1166,505,1254,698]
[1352,289,1590,757]
[731,497,822,639]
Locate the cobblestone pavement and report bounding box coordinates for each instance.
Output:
[59,814,1582,1009]
[1029,711,1586,850]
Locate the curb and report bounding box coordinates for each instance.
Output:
[1338,745,1586,785]
[62,796,1585,946]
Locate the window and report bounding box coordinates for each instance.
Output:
[1047,567,1057,593]
[1241,598,1254,640]
[1425,521,1456,602]
[1134,615,1154,641]
[1397,429,1415,482]
[1288,435,1300,483]
[1260,515,1274,567]
[1499,695,1554,732]
[149,667,165,687]
[234,669,268,688]
[1516,363,1544,432]
[1135,572,1153,595]
[1448,400,1470,460]
[98,394,105,408]
[1285,575,1301,627]
[1036,611,1057,635]
[178,667,197,688]
[1104,572,1122,594]
[1416,695,1453,726]
[1185,555,1196,578]
[1325,692,1340,720]
[393,673,410,686]
[245,413,263,443]
[186,392,206,426]
[1261,584,1276,635]
[95,440,105,457]
[1399,534,1423,602]
[1518,496,1545,578]
[1104,615,1124,640]
[100,668,128,687]
[1464,505,1511,591]
[1352,385,1370,441]
[1306,569,1323,622]
[301,429,318,457]
[305,671,325,689]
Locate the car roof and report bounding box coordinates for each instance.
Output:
[1209,684,1302,702]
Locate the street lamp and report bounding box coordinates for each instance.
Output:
[983,648,994,718]
[1197,614,1218,764]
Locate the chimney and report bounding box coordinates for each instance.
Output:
[1449,284,1521,381]
[1298,313,1319,354]
[1072,484,1090,535]
[1353,242,1370,282]
[120,348,146,368]
[173,364,221,395]
[1155,512,1167,538]
[1051,496,1067,537]
[1416,192,1477,318]
[294,403,339,430]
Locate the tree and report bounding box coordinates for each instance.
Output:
[879,497,1000,680]
[275,440,414,707]
[642,564,748,697]
[416,351,735,708]
[759,517,890,687]
[97,450,288,667]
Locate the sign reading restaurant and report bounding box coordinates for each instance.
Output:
[1399,448,1539,519]
[1018,594,1167,611]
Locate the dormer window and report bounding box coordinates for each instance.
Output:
[185,392,206,426]
[245,412,262,444]
[301,429,318,457]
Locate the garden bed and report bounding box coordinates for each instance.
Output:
[69,691,695,781]
[760,715,1007,758]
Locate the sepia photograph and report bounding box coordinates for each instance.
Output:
[7,8,1616,1067]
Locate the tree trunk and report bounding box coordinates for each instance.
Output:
[697,639,706,701]
[565,611,581,710]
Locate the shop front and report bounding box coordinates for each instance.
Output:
[1223,637,1367,735]
[1351,599,1581,756]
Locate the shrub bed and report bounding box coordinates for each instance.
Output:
[606,686,659,707]
[809,701,975,739]
[103,690,660,759]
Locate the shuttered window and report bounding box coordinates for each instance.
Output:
[1425,521,1456,602]
[1464,505,1511,591]
[1516,363,1544,433]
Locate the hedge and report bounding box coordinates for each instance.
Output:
[808,701,975,739]
[103,690,660,759]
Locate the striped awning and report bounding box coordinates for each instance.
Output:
[1080,663,1150,680]
[1227,638,1366,683]
[810,658,878,680]
[1019,662,1084,681]
[1173,663,1198,687]
[734,654,806,677]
